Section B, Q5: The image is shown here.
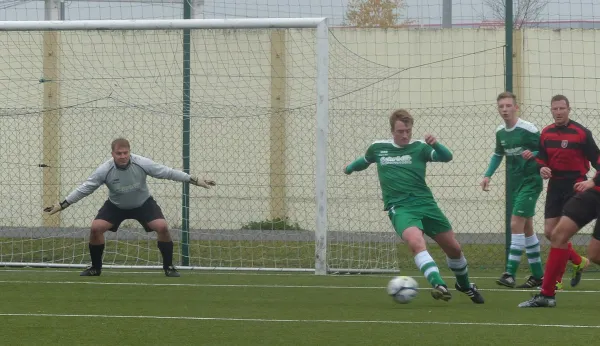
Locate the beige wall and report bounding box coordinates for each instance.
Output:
[1,28,599,235]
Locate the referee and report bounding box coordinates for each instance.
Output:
[536,94,599,288]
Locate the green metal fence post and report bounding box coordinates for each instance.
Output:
[181,0,192,267]
[504,0,514,268]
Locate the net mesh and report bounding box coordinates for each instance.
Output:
[0,26,509,271]
[0,0,598,272]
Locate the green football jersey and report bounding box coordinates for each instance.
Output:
[494,118,540,179]
[364,139,438,210]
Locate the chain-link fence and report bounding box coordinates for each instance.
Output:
[0,2,599,273]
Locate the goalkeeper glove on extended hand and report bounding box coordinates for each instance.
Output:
[43,200,70,215]
[190,176,216,189]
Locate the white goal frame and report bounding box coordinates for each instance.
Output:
[0,18,330,275]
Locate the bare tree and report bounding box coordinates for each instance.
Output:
[484,0,549,29]
[345,0,413,28]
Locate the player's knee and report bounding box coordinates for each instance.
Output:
[510,216,527,234]
[155,227,169,234]
[402,229,426,255]
[587,238,600,265]
[549,227,571,246]
[151,222,169,234]
[406,241,426,255]
[445,244,462,259]
[523,219,535,236]
[510,219,518,231]
[543,226,553,241]
[550,216,581,247]
[544,218,559,240]
[589,252,600,265]
[440,236,462,258]
[90,222,109,235]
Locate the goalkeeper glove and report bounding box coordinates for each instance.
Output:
[190,176,216,189]
[43,200,70,215]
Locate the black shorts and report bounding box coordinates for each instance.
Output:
[94,196,165,232]
[544,180,577,219]
[562,189,600,240]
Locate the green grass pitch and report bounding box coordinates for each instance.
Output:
[1,268,599,345]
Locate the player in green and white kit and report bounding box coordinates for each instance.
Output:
[481,92,544,288]
[344,109,484,304]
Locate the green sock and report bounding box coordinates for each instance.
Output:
[447,255,470,289]
[525,234,544,279]
[414,251,446,287]
[506,233,525,276]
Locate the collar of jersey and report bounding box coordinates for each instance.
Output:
[392,140,420,148]
[115,160,131,170]
[503,118,521,132]
[555,120,571,128]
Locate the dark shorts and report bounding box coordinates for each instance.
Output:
[94,196,165,232]
[562,189,600,240]
[544,180,578,219]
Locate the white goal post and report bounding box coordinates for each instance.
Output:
[0,17,401,275]
[0,18,327,31]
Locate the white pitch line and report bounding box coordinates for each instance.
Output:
[0,280,599,293]
[0,280,391,289]
[0,269,599,281]
[0,313,599,329]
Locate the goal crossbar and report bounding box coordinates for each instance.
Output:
[0,18,328,31]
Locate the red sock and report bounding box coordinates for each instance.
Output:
[541,247,570,297]
[568,242,582,265]
[556,262,566,284]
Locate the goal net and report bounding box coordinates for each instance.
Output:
[0,18,506,273]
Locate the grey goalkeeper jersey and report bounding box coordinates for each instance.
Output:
[65,154,191,209]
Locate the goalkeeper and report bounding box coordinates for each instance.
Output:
[43,138,215,277]
[343,109,484,304]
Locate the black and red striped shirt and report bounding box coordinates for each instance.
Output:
[536,120,600,190]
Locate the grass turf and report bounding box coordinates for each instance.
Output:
[1,268,599,345]
[2,237,592,271]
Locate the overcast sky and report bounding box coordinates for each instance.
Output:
[0,0,597,24]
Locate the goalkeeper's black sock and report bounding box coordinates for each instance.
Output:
[89,243,105,270]
[157,241,174,269]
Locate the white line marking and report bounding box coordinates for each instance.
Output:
[0,269,598,281]
[0,280,598,293]
[0,280,392,289]
[0,313,598,329]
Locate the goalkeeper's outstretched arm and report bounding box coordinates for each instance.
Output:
[133,154,216,188]
[43,164,107,215]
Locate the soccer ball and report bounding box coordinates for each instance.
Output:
[387,276,419,304]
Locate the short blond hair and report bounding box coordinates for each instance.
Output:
[111,138,130,151]
[389,109,414,131]
[497,91,517,104]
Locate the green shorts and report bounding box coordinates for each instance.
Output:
[511,176,542,218]
[387,200,452,238]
